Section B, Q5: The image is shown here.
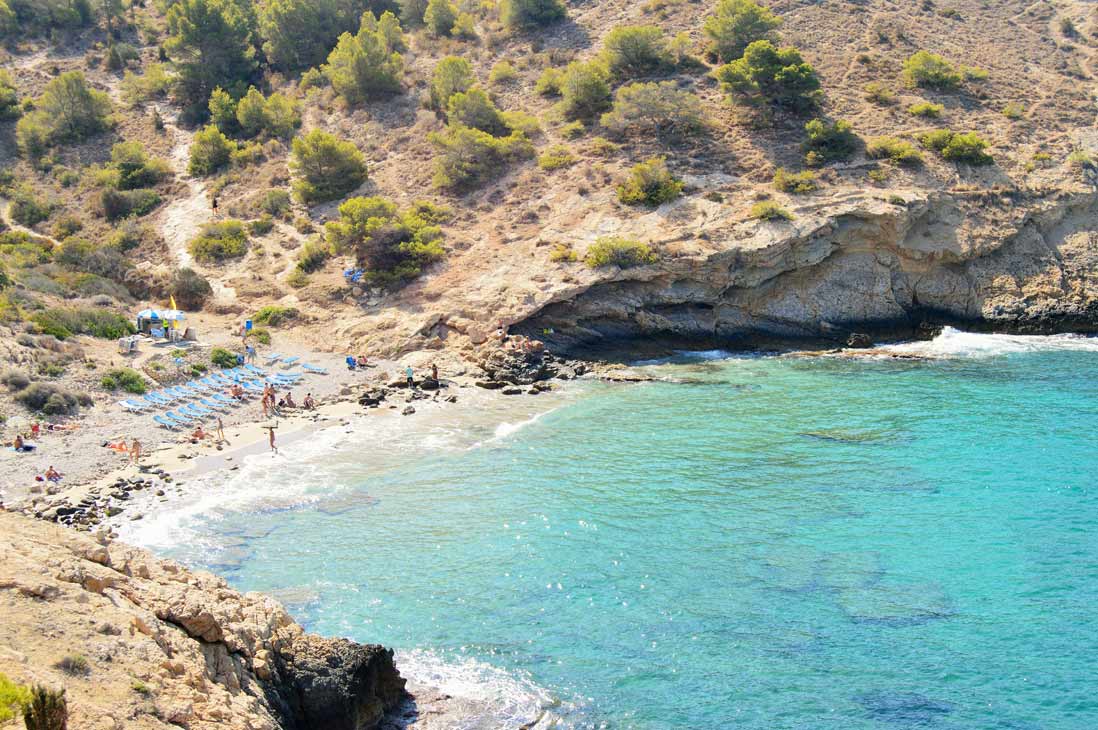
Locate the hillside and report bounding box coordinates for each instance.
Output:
[0,0,1096,398]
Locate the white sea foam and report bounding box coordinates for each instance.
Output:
[876,326,1098,359]
[395,649,572,729]
[490,408,554,442]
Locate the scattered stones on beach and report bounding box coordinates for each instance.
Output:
[402,406,416,416]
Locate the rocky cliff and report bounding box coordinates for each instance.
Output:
[508,186,1098,351]
[0,511,406,730]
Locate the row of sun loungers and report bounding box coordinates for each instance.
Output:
[116,363,329,429]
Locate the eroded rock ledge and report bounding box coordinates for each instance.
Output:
[0,510,406,730]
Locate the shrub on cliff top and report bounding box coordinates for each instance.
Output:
[866,136,922,165]
[325,196,446,286]
[617,156,683,206]
[585,236,657,269]
[918,129,992,164]
[290,129,368,204]
[601,82,704,141]
[907,101,944,118]
[500,0,566,31]
[254,305,299,326]
[600,25,672,79]
[750,200,792,221]
[429,125,534,190]
[772,167,818,193]
[714,40,820,113]
[802,118,859,165]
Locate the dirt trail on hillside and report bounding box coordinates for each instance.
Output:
[153,105,236,302]
[0,200,59,246]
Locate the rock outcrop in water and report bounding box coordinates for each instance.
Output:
[0,511,406,730]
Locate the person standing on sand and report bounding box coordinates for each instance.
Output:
[406,365,415,389]
[130,438,141,464]
[216,417,225,443]
[431,363,439,382]
[267,426,278,454]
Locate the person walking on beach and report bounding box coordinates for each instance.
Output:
[431,363,439,382]
[266,426,278,455]
[406,365,415,389]
[216,417,225,443]
[130,438,141,464]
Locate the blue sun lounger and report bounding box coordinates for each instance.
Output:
[210,393,238,406]
[280,356,300,367]
[180,404,211,418]
[164,411,195,425]
[301,363,328,375]
[145,392,172,406]
[265,353,283,364]
[199,398,229,411]
[244,364,267,377]
[119,399,147,412]
[154,415,179,430]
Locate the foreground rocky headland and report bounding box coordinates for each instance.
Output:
[0,510,408,730]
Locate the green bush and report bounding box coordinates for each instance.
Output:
[489,60,518,85]
[961,66,987,82]
[616,156,683,206]
[165,0,256,114]
[1001,102,1024,119]
[902,50,961,89]
[107,141,170,190]
[429,125,534,189]
[171,267,213,309]
[236,87,301,139]
[254,305,299,326]
[8,186,53,227]
[22,685,67,730]
[535,67,563,97]
[208,87,239,134]
[290,129,368,203]
[31,307,135,340]
[750,200,791,220]
[549,243,577,262]
[907,101,944,118]
[600,25,671,79]
[936,131,992,164]
[0,673,30,724]
[802,118,859,165]
[20,71,111,151]
[430,56,474,111]
[248,215,275,235]
[188,220,249,262]
[559,61,612,121]
[703,0,781,62]
[323,12,404,104]
[424,0,455,36]
[325,196,446,286]
[295,238,332,273]
[287,268,309,288]
[771,167,817,193]
[15,382,93,414]
[537,145,577,170]
[257,0,366,72]
[120,63,171,106]
[100,188,161,221]
[584,236,657,268]
[714,40,820,113]
[0,69,20,121]
[863,81,894,105]
[866,136,922,165]
[249,326,271,345]
[500,0,566,30]
[101,367,147,394]
[210,347,237,368]
[447,87,509,136]
[260,189,292,218]
[601,81,704,141]
[188,125,237,176]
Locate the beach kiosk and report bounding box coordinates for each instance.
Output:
[135,308,187,341]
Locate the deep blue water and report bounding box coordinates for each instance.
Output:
[128,330,1098,729]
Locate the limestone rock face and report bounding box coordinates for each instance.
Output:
[0,511,406,730]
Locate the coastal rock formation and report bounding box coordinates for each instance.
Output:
[506,188,1098,351]
[0,511,406,730]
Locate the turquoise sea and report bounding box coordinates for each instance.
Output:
[123,329,1098,729]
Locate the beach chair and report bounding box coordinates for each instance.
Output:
[181,403,212,418]
[280,356,300,368]
[242,382,264,393]
[187,380,211,393]
[244,364,267,377]
[210,393,237,406]
[153,415,180,430]
[166,387,192,400]
[301,363,328,375]
[200,398,229,412]
[163,411,193,426]
[145,392,172,405]
[119,399,147,412]
[265,352,283,364]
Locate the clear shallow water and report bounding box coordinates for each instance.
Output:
[124,329,1098,729]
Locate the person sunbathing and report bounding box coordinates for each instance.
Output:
[357,354,369,367]
[44,466,62,482]
[230,384,245,399]
[285,392,297,408]
[303,393,317,410]
[12,435,34,452]
[190,425,208,442]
